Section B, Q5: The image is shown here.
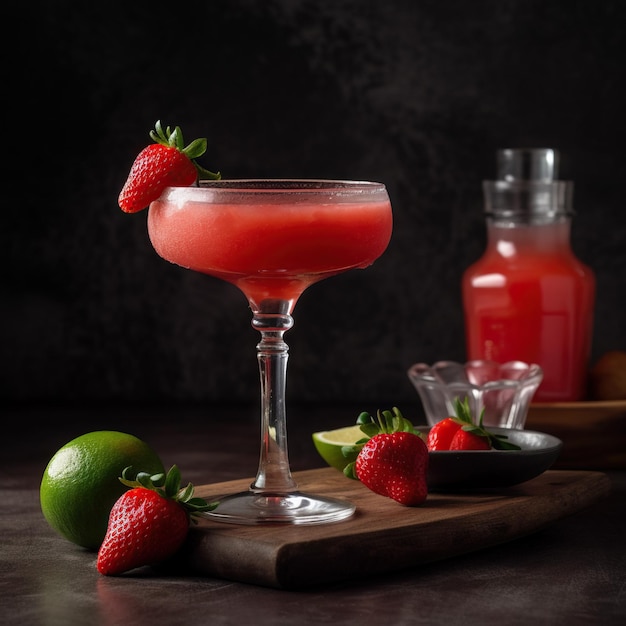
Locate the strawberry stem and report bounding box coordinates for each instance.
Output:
[356,406,421,437]
[452,398,521,450]
[119,465,219,516]
[149,120,221,181]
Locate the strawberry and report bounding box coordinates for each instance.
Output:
[97,465,217,576]
[449,427,491,451]
[426,417,463,451]
[344,407,428,506]
[118,120,221,213]
[427,398,521,452]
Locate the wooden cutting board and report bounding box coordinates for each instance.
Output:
[180,468,610,589]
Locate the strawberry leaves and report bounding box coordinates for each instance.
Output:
[149,120,221,181]
[450,398,521,451]
[356,406,418,437]
[119,465,218,518]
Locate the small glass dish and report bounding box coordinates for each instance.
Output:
[407,360,543,429]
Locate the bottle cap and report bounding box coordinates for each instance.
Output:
[497,148,558,182]
[484,148,573,223]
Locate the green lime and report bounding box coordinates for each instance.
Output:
[40,431,164,550]
[312,425,368,472]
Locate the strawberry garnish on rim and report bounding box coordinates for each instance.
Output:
[118,120,221,214]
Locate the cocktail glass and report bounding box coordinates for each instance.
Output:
[148,180,393,524]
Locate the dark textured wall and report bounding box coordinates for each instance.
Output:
[4,0,625,408]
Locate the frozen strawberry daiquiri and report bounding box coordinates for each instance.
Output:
[148,180,393,524]
[149,180,392,313]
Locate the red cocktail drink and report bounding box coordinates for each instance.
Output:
[149,180,392,312]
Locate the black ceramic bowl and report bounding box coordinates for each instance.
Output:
[418,426,563,491]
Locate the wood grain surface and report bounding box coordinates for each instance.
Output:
[181,468,611,589]
[527,401,626,469]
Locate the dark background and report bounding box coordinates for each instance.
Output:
[3,0,625,414]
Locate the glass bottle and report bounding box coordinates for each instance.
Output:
[462,148,595,402]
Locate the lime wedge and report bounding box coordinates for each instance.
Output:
[312,425,369,471]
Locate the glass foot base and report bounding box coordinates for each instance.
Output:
[200,490,356,525]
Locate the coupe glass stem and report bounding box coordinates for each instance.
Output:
[250,302,298,494]
[201,296,355,523]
